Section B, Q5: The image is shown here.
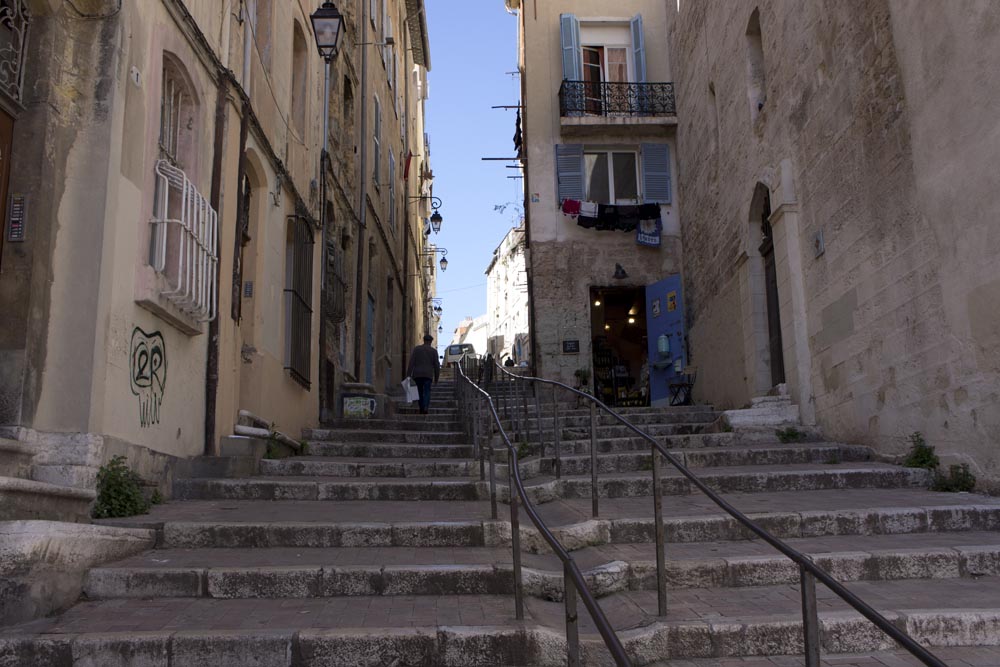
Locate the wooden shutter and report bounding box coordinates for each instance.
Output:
[560,14,582,82]
[641,143,671,203]
[631,15,647,83]
[555,143,585,203]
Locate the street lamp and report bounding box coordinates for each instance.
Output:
[310,2,344,61]
[421,246,448,272]
[410,195,444,234]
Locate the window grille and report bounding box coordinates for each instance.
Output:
[372,96,381,186]
[0,0,30,105]
[388,152,396,231]
[284,216,314,387]
[150,159,218,322]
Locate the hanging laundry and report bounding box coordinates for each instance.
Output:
[597,204,619,230]
[637,216,662,247]
[580,201,598,218]
[617,205,640,232]
[577,215,599,229]
[638,203,660,219]
[561,199,581,216]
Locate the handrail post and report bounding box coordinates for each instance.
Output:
[589,401,599,519]
[471,391,480,464]
[512,376,521,442]
[564,561,581,667]
[534,387,542,458]
[801,564,821,667]
[488,437,499,521]
[508,449,525,621]
[652,443,667,617]
[552,385,561,479]
[478,400,486,482]
[523,379,532,449]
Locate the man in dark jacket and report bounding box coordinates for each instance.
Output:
[407,334,440,414]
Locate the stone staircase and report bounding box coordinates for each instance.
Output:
[3,378,1000,666]
[0,436,95,523]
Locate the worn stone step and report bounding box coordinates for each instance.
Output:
[498,464,932,505]
[512,411,720,430]
[649,648,1000,667]
[96,500,498,549]
[525,489,1000,552]
[0,438,34,479]
[0,475,96,523]
[502,443,873,478]
[7,580,1000,664]
[546,431,826,456]
[321,418,463,432]
[306,441,473,459]
[304,428,468,445]
[395,405,459,415]
[81,533,1000,602]
[559,422,718,439]
[260,456,477,478]
[173,476,484,502]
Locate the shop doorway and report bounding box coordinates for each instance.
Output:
[590,286,649,407]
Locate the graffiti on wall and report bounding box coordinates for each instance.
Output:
[130,327,166,427]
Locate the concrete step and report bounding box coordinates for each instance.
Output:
[0,438,34,479]
[511,411,720,429]
[183,455,259,479]
[558,422,718,439]
[304,428,468,445]
[0,475,95,523]
[261,456,477,478]
[7,579,1000,664]
[81,532,1000,602]
[547,431,816,455]
[321,418,462,432]
[395,405,459,415]
[173,476,483,502]
[650,648,1000,667]
[306,441,474,459]
[503,443,873,478]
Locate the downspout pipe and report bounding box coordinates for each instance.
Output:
[205,73,231,456]
[353,0,370,382]
[318,56,332,422]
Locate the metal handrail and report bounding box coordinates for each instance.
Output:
[452,361,632,667]
[489,362,947,667]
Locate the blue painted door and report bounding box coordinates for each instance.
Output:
[645,274,685,406]
[365,295,376,384]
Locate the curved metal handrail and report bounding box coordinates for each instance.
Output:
[453,361,632,666]
[490,362,947,667]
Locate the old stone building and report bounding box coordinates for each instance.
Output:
[667,1,1000,490]
[507,0,686,407]
[0,0,435,504]
[485,223,529,364]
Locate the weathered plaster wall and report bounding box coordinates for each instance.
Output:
[670,0,1000,489]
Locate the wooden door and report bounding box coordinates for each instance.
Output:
[759,223,786,387]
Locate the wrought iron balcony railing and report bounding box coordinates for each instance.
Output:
[559,80,676,118]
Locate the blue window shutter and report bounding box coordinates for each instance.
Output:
[560,14,582,81]
[556,144,585,203]
[642,143,671,203]
[631,15,647,83]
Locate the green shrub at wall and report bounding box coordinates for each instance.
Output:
[92,456,151,519]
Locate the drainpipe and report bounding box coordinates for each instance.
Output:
[318,55,332,422]
[205,73,231,456]
[353,0,370,382]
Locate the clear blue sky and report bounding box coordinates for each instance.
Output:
[424,1,522,353]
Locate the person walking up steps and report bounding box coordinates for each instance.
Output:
[407,334,440,414]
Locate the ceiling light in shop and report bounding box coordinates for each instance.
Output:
[594,300,601,307]
[628,317,636,324]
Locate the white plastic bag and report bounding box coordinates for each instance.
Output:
[401,377,419,403]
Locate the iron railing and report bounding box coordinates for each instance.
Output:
[462,359,948,667]
[559,80,676,117]
[452,361,632,667]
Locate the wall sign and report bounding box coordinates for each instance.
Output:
[8,194,25,242]
[562,340,580,354]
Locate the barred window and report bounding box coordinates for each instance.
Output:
[284,216,314,387]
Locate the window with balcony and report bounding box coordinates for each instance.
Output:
[148,55,218,327]
[558,13,675,117]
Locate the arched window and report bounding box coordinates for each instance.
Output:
[157,53,197,168]
[291,21,308,138]
[746,8,766,122]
